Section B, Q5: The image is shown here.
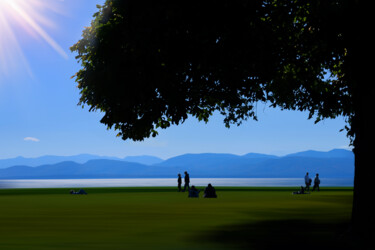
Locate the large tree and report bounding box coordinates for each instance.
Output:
[71,0,373,239]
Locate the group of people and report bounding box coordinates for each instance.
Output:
[293,172,321,194]
[69,189,87,194]
[177,171,217,198]
[304,172,320,191]
[177,171,190,192]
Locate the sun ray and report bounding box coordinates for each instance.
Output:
[0,5,32,77]
[7,1,68,59]
[0,0,67,78]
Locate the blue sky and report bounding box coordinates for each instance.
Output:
[0,0,350,160]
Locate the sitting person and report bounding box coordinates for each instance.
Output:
[203,183,217,198]
[188,185,200,198]
[77,189,87,194]
[293,186,309,195]
[70,189,87,195]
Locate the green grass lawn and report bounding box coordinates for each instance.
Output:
[0,187,355,249]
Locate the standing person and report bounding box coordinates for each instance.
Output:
[304,172,311,191]
[312,173,320,191]
[177,173,182,192]
[183,171,190,192]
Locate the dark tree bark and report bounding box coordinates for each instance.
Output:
[348,2,374,238]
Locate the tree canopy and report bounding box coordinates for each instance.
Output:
[71,0,352,141]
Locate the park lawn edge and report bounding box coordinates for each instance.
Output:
[0,186,353,195]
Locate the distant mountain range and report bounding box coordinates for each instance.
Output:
[0,154,164,169]
[0,149,354,179]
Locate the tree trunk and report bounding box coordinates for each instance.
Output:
[349,2,374,239]
[351,93,375,239]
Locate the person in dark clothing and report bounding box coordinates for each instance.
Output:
[312,173,320,191]
[70,189,87,195]
[177,173,182,192]
[188,185,200,198]
[293,186,305,194]
[203,183,217,198]
[305,172,312,191]
[77,189,87,194]
[293,186,307,194]
[183,171,190,192]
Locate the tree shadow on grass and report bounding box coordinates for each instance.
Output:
[197,219,368,250]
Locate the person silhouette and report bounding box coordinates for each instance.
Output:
[293,186,307,194]
[70,189,87,194]
[312,173,320,191]
[188,185,200,198]
[177,173,182,192]
[305,172,312,191]
[203,183,217,198]
[183,171,190,192]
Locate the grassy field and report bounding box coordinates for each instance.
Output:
[0,187,356,249]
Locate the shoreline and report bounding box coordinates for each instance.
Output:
[0,186,354,193]
[0,177,354,189]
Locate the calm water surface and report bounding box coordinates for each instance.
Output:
[0,178,353,189]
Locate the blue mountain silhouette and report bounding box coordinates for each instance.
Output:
[0,149,354,179]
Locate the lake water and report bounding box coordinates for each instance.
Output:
[0,178,353,189]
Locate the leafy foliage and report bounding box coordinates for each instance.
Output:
[71,0,352,141]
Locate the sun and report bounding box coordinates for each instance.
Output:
[0,0,67,77]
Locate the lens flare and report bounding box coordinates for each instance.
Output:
[0,0,67,78]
